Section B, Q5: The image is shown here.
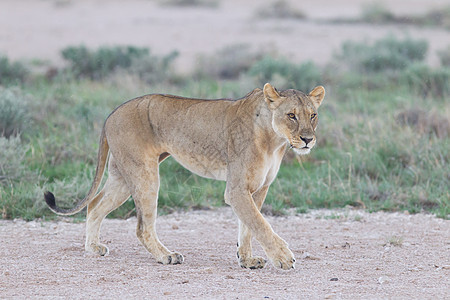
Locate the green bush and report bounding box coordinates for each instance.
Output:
[355,3,450,29]
[0,136,44,220]
[196,44,263,79]
[335,36,428,73]
[0,136,33,186]
[159,0,219,8]
[61,45,179,84]
[0,88,31,138]
[396,108,449,138]
[256,0,306,19]
[128,50,179,84]
[401,63,450,98]
[248,57,322,91]
[360,2,395,23]
[0,55,29,85]
[421,5,450,29]
[61,45,149,80]
[438,46,450,67]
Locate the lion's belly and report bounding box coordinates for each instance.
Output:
[170,151,227,181]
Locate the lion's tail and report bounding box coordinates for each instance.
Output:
[44,126,109,216]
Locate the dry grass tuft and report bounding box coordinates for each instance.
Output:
[396,108,450,138]
[385,236,404,247]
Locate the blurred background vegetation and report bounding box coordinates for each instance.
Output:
[0,1,449,221]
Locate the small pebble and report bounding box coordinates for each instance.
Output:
[378,276,390,284]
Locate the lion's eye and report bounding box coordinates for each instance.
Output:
[288,113,296,120]
[311,113,317,120]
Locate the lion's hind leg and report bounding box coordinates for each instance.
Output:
[115,156,183,265]
[85,156,131,256]
[132,161,184,265]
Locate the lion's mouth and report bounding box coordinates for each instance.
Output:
[290,144,309,149]
[290,143,312,155]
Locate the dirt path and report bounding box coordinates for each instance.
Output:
[1,208,448,299]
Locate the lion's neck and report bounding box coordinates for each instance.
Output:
[240,93,288,154]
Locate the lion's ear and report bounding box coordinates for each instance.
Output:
[264,83,283,110]
[309,86,325,109]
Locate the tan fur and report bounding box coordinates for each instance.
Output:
[45,83,325,270]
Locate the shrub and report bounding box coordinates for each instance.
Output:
[0,136,34,186]
[0,88,31,138]
[61,45,150,80]
[128,50,179,84]
[420,5,450,29]
[256,0,306,19]
[195,44,264,79]
[438,46,450,67]
[159,0,219,7]
[396,108,449,138]
[61,45,180,84]
[401,63,450,98]
[360,2,395,23]
[335,36,428,73]
[248,56,322,91]
[0,55,29,85]
[356,3,450,29]
[0,136,44,219]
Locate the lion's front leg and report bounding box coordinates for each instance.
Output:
[226,184,295,270]
[237,220,267,269]
[236,185,269,269]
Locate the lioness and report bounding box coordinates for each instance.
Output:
[45,83,325,270]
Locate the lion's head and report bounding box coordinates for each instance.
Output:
[263,83,325,155]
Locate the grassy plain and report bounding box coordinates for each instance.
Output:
[0,36,448,220]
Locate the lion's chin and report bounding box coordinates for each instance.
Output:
[293,147,311,155]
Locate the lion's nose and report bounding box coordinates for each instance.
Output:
[300,136,313,145]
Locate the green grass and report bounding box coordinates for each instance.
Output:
[0,37,449,220]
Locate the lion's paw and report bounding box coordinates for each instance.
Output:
[238,255,267,269]
[270,249,296,270]
[157,252,184,265]
[86,243,109,256]
[264,237,296,270]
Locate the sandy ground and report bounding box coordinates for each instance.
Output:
[0,0,449,72]
[1,208,449,299]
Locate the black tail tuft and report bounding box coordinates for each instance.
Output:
[44,191,56,209]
